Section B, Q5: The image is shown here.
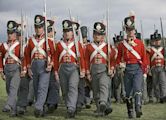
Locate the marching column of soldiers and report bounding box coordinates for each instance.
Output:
[0,11,166,119]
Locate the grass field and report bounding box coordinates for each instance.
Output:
[0,79,166,120]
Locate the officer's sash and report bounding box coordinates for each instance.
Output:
[3,41,21,65]
[59,41,76,62]
[31,37,46,58]
[151,46,164,61]
[90,42,107,62]
[122,40,142,62]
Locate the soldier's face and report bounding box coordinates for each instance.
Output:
[154,40,162,46]
[48,31,54,38]
[17,35,22,41]
[126,30,136,40]
[83,37,88,44]
[93,34,105,42]
[63,31,73,40]
[8,32,17,41]
[35,26,44,36]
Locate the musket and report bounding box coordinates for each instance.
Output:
[25,15,29,44]
[140,20,145,45]
[160,17,165,47]
[160,17,166,61]
[154,24,156,32]
[122,21,126,40]
[106,2,111,75]
[78,20,83,46]
[68,9,80,61]
[20,10,25,59]
[43,0,49,64]
[50,17,56,50]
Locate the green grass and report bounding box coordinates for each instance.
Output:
[0,79,166,120]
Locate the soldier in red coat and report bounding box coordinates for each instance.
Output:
[0,20,23,117]
[54,20,85,118]
[85,22,116,117]
[45,19,60,113]
[16,23,30,115]
[25,15,55,117]
[112,33,126,104]
[147,30,166,103]
[116,15,148,118]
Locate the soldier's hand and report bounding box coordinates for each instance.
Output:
[164,66,166,71]
[86,73,92,81]
[20,71,26,77]
[54,71,59,81]
[28,68,33,79]
[119,62,126,68]
[108,67,115,78]
[80,72,85,78]
[46,63,52,72]
[143,74,147,81]
[0,72,6,81]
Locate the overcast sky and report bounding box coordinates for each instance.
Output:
[0,0,166,42]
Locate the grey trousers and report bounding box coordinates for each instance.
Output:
[91,64,110,110]
[27,79,34,103]
[17,74,31,107]
[31,60,50,111]
[59,63,80,112]
[112,68,125,101]
[4,64,21,111]
[46,70,60,105]
[77,78,85,108]
[151,66,166,99]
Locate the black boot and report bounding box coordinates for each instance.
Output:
[17,106,26,115]
[135,94,143,118]
[47,104,55,114]
[66,109,75,118]
[104,107,113,116]
[34,109,45,118]
[126,98,134,119]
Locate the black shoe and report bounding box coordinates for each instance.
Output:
[149,99,154,103]
[10,110,17,117]
[160,96,166,103]
[136,107,143,118]
[66,110,75,118]
[47,105,55,114]
[2,107,10,113]
[28,101,33,106]
[99,102,106,116]
[104,108,113,116]
[128,111,134,119]
[54,104,58,110]
[76,106,82,113]
[85,104,91,109]
[34,109,45,118]
[2,105,11,112]
[17,106,26,115]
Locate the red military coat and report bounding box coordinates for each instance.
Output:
[0,40,22,72]
[116,38,148,73]
[85,41,116,74]
[25,34,55,68]
[54,38,85,73]
[147,46,165,67]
